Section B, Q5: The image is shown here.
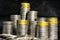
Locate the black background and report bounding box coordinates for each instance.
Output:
[0,0,60,19]
[0,0,60,39]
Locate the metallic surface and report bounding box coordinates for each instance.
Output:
[30,21,37,37]
[21,2,30,20]
[16,37,39,40]
[27,11,38,21]
[36,25,40,38]
[0,34,17,40]
[37,17,48,40]
[21,8,30,20]
[17,20,28,37]
[49,24,58,40]
[48,17,58,40]
[3,21,13,35]
[10,15,20,29]
[0,2,58,40]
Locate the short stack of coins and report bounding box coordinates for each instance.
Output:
[37,17,48,40]
[10,15,20,34]
[48,17,58,40]
[3,21,13,35]
[17,20,29,37]
[2,21,17,40]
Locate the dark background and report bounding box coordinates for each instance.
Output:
[0,0,59,39]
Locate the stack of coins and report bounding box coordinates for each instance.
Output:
[10,15,20,34]
[21,2,30,20]
[48,17,58,40]
[3,21,13,35]
[17,20,29,37]
[37,17,48,40]
[27,11,38,38]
